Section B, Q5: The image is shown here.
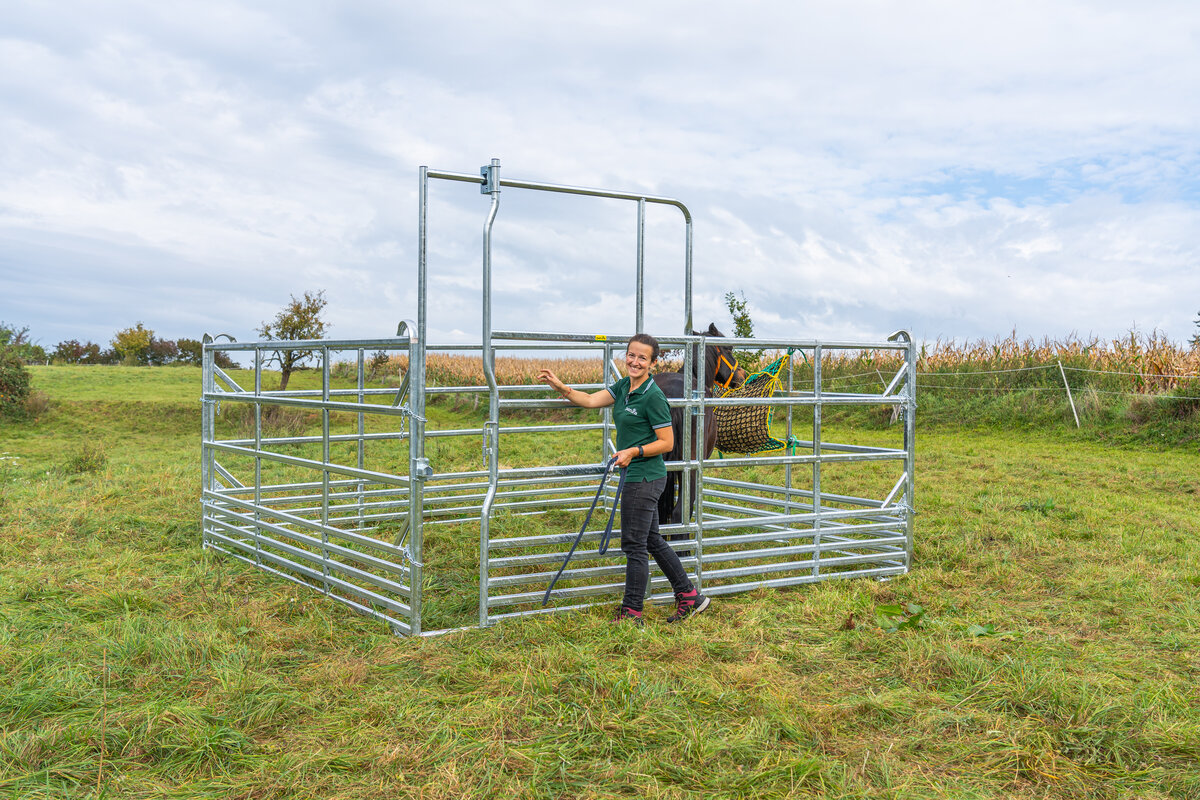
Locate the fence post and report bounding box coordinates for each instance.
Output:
[1057,359,1080,428]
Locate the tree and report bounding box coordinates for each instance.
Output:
[177,338,236,369]
[724,291,754,339]
[723,290,763,370]
[1192,310,1200,349]
[257,291,330,390]
[0,322,47,364]
[176,338,203,365]
[111,323,154,366]
[145,337,180,366]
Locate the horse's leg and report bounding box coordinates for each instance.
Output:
[660,406,685,533]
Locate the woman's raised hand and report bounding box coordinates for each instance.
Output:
[536,369,565,393]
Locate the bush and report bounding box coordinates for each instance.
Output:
[0,322,47,364]
[54,340,115,365]
[24,390,51,418]
[1162,377,1200,420]
[0,347,31,419]
[146,337,179,366]
[61,442,109,475]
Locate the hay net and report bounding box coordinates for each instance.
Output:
[714,353,791,454]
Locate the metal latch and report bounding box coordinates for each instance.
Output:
[480,159,500,194]
[412,458,433,480]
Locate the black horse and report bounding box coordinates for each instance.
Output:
[652,323,744,529]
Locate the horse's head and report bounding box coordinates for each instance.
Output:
[692,323,746,391]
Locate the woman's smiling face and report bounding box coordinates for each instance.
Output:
[625,340,655,379]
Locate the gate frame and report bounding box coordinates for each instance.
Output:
[201,159,916,636]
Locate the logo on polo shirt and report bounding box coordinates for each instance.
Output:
[626,407,639,415]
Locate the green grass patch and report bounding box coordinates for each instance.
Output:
[1,366,1197,798]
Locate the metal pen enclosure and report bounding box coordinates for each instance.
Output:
[200,160,917,636]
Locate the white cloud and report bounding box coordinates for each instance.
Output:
[2,1,1199,352]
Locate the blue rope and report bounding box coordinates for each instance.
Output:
[542,456,627,606]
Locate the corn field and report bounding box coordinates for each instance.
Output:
[351,330,1199,397]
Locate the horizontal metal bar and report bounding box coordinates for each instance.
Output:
[690,523,904,550]
[206,392,411,417]
[700,394,904,407]
[206,337,414,352]
[703,476,892,509]
[485,505,893,551]
[205,515,412,596]
[220,431,405,449]
[204,510,413,584]
[493,574,682,609]
[702,565,908,597]
[203,540,411,634]
[203,528,412,616]
[205,441,411,487]
[205,490,410,558]
[426,170,692,220]
[490,542,696,570]
[425,422,604,437]
[427,383,606,395]
[489,561,626,589]
[698,450,907,469]
[701,537,907,566]
[699,502,902,532]
[218,477,404,496]
[491,331,909,351]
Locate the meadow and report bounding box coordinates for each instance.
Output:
[1,364,1198,799]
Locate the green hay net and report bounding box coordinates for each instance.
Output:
[714,353,791,454]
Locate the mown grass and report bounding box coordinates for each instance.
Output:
[1,366,1198,798]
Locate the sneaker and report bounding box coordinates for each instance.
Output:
[613,606,644,626]
[666,589,710,623]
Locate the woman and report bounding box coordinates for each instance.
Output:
[537,333,711,625]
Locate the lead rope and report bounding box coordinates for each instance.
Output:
[542,456,627,606]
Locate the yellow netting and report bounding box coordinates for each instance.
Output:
[714,354,791,454]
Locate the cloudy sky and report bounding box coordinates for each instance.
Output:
[2,1,1199,355]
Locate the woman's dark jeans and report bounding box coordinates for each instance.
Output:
[619,476,694,611]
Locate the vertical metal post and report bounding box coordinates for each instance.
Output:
[784,354,794,525]
[904,334,917,568]
[254,348,263,565]
[409,166,431,636]
[602,340,614,462]
[811,344,823,576]
[479,158,501,628]
[679,334,695,530]
[684,215,694,336]
[636,198,645,332]
[357,348,366,529]
[321,345,331,594]
[200,337,216,549]
[692,338,706,591]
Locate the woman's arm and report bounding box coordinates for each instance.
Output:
[614,424,674,468]
[537,368,614,409]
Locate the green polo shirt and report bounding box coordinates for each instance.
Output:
[607,376,672,482]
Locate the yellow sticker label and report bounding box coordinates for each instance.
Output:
[594,334,607,341]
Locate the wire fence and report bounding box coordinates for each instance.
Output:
[809,364,1200,400]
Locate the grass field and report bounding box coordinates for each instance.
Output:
[2,366,1199,799]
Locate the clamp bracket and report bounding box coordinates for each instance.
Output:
[480,159,500,194]
[411,457,433,480]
